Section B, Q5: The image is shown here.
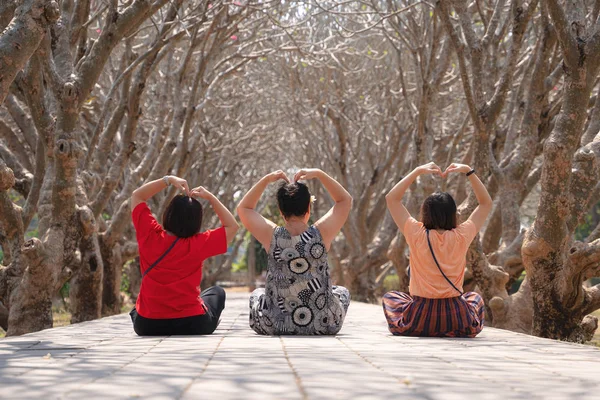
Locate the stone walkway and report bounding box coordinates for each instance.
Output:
[0,293,598,399]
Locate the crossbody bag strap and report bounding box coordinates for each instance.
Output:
[426,229,463,296]
[142,237,180,279]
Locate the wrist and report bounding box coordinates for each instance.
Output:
[206,193,217,201]
[162,175,171,186]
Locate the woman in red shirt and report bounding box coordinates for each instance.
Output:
[130,175,238,336]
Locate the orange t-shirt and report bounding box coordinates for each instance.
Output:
[403,217,477,299]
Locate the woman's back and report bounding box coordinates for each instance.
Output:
[129,177,238,336]
[133,202,227,319]
[403,217,477,299]
[249,226,349,335]
[238,169,353,335]
[383,162,491,337]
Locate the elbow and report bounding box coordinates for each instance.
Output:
[226,223,239,244]
[480,201,493,215]
[340,195,353,211]
[131,190,143,204]
[236,202,249,213]
[482,196,493,209]
[236,204,245,216]
[236,205,247,221]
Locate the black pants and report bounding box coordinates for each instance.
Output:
[130,286,226,336]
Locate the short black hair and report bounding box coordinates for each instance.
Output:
[162,194,203,238]
[277,182,311,219]
[420,192,457,230]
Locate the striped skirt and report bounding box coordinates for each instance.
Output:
[382,291,484,338]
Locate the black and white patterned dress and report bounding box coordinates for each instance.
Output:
[249,226,350,335]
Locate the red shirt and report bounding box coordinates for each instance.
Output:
[132,202,227,319]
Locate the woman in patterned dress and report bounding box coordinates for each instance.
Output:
[383,162,492,337]
[238,169,353,335]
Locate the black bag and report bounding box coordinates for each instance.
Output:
[129,237,180,323]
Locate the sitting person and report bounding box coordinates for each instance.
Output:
[383,162,492,337]
[129,175,238,336]
[237,169,352,335]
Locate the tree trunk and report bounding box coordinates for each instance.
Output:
[343,258,378,302]
[0,0,59,103]
[128,257,141,301]
[522,4,600,339]
[7,238,55,335]
[69,234,103,323]
[1,158,60,336]
[0,302,8,331]
[387,233,409,293]
[100,235,123,315]
[0,1,17,32]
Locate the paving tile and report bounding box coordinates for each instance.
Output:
[0,293,599,399]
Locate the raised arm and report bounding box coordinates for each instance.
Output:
[294,169,353,250]
[191,187,239,244]
[131,175,190,209]
[386,162,442,234]
[443,163,493,231]
[237,171,289,250]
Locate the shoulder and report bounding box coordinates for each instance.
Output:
[403,217,424,238]
[455,219,477,237]
[451,220,478,245]
[273,226,290,239]
[194,226,226,241]
[132,202,151,218]
[131,202,164,235]
[190,226,228,258]
[305,225,322,241]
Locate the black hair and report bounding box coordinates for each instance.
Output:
[162,194,203,238]
[277,182,311,219]
[420,192,457,230]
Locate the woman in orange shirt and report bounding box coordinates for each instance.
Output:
[383,162,492,337]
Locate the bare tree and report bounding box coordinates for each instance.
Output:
[519,0,600,341]
[2,0,600,343]
[1,0,293,335]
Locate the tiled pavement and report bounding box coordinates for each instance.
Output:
[0,293,598,399]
